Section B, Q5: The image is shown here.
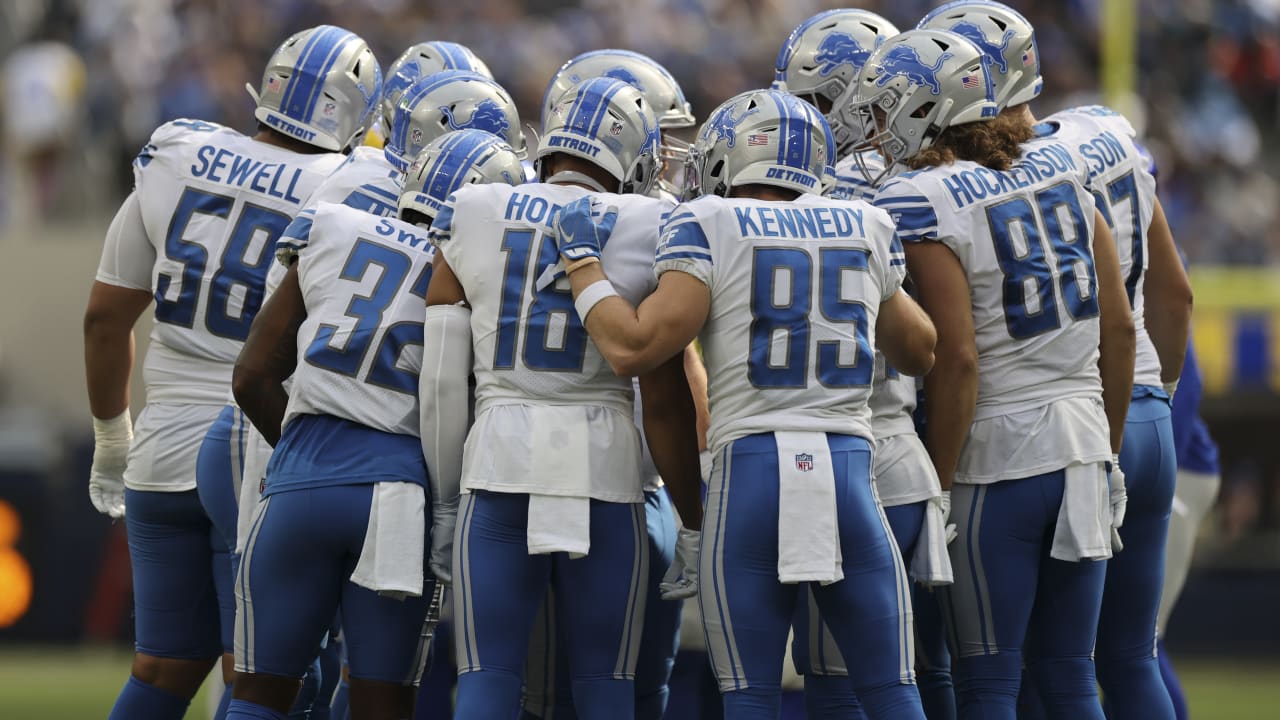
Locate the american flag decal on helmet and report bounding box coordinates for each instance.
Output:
[961,75,980,89]
[748,134,769,146]
[1022,48,1036,66]
[795,453,814,472]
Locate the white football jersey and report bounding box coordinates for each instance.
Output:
[1043,106,1161,387]
[830,153,882,203]
[869,353,919,441]
[284,202,435,437]
[874,137,1111,483]
[830,153,920,449]
[655,194,904,454]
[432,183,673,501]
[304,145,403,217]
[124,119,343,404]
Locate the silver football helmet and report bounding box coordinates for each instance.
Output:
[541,49,696,194]
[248,25,382,152]
[383,70,526,173]
[537,76,661,195]
[850,29,998,185]
[683,89,836,199]
[917,1,1042,108]
[541,49,695,130]
[399,129,524,223]
[381,41,493,131]
[773,9,899,156]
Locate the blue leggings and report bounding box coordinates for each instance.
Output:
[701,433,924,720]
[1096,391,1177,719]
[942,472,1107,720]
[195,404,248,654]
[521,487,682,720]
[452,490,649,720]
[235,484,433,685]
[124,488,226,660]
[793,502,953,719]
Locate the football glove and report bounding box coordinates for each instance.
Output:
[429,499,458,585]
[89,410,132,518]
[660,527,701,600]
[932,489,957,545]
[555,196,617,263]
[1108,454,1127,552]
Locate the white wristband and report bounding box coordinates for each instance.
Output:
[574,279,619,321]
[1162,379,1179,399]
[93,409,133,444]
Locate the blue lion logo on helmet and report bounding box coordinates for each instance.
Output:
[949,21,1015,74]
[814,32,875,76]
[439,99,511,139]
[709,103,759,148]
[875,47,952,96]
[603,65,645,93]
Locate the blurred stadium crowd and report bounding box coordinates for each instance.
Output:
[2,0,1279,264]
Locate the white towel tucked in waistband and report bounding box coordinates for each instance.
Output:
[527,494,591,558]
[1050,461,1113,562]
[911,496,955,586]
[350,482,426,600]
[775,431,842,585]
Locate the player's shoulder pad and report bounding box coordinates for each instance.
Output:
[134,118,234,171]
[1057,104,1139,140]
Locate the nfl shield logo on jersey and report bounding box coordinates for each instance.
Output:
[795,453,814,472]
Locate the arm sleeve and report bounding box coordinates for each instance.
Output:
[866,205,907,301]
[420,303,473,511]
[653,205,713,289]
[275,208,317,265]
[95,191,155,291]
[873,178,940,245]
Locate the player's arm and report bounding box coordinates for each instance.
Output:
[683,344,710,451]
[420,253,471,584]
[905,242,977,491]
[233,264,305,446]
[83,191,155,517]
[84,282,151,420]
[1142,197,1193,387]
[569,265,709,377]
[638,353,703,530]
[85,191,154,420]
[1093,210,1137,454]
[876,289,936,377]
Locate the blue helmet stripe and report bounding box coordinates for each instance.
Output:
[589,81,625,136]
[299,29,358,121]
[423,132,470,191]
[771,92,790,166]
[279,27,330,116]
[565,81,603,135]
[283,26,351,121]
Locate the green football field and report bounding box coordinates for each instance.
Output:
[0,646,1275,719]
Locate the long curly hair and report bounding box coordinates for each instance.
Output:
[906,111,1035,171]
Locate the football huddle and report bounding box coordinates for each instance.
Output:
[81,2,1201,720]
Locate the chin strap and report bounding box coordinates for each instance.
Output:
[545,170,611,193]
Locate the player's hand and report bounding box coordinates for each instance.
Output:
[1108,454,1127,552]
[89,411,132,518]
[555,196,618,263]
[932,490,957,545]
[429,501,459,585]
[660,527,701,600]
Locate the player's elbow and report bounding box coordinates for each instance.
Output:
[231,361,269,410]
[606,344,660,378]
[881,322,937,377]
[933,341,978,386]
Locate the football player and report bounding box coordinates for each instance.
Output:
[552,88,935,719]
[775,12,956,719]
[377,41,493,143]
[917,4,1193,717]
[522,49,708,720]
[420,77,702,720]
[853,28,1134,719]
[227,131,524,720]
[83,25,379,720]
